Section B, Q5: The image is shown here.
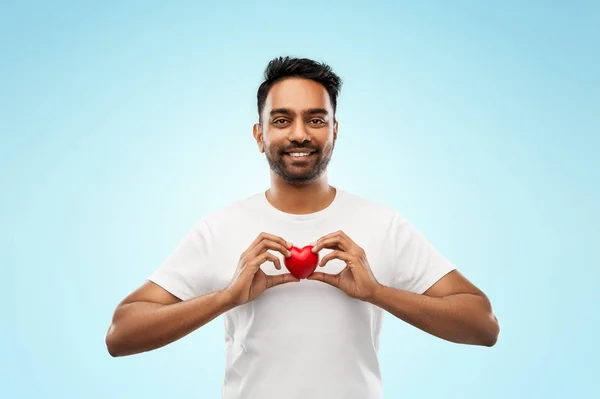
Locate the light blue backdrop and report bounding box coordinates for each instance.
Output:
[1,1,598,398]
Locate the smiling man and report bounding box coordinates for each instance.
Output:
[105,56,500,399]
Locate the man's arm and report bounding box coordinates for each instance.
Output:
[105,281,236,357]
[105,232,298,357]
[367,270,500,346]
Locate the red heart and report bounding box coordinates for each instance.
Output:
[284,245,319,279]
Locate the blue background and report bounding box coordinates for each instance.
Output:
[1,1,598,398]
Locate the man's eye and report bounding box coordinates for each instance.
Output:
[273,119,288,125]
[309,119,325,124]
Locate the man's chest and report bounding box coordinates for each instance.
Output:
[207,216,397,295]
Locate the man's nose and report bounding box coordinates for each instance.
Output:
[288,120,310,142]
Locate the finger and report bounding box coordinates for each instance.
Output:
[317,229,347,241]
[245,232,292,256]
[318,250,353,267]
[312,236,349,253]
[250,238,292,258]
[313,231,336,244]
[258,232,293,249]
[306,271,340,287]
[311,231,340,251]
[249,251,282,270]
[266,273,300,288]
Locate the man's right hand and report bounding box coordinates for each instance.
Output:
[105,232,299,357]
[224,232,300,306]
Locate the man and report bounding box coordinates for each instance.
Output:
[105,56,500,398]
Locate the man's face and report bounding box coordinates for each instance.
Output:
[254,78,338,184]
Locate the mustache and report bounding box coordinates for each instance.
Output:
[280,144,319,153]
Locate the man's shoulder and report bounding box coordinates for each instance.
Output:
[338,188,401,220]
[339,189,415,236]
[199,191,262,225]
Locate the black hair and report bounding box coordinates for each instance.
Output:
[257,56,342,123]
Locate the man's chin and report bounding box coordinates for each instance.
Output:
[282,173,317,184]
[266,157,324,183]
[277,168,320,184]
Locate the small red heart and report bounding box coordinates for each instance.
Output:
[284,245,319,279]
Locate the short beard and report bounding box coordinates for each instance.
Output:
[265,142,334,184]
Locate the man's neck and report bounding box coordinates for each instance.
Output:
[266,174,336,215]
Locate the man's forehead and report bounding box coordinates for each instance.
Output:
[264,78,332,113]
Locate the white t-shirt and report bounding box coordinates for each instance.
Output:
[148,187,456,399]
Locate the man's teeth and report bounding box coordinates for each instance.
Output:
[289,152,310,157]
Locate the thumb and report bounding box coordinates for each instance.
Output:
[307,272,339,287]
[266,273,300,289]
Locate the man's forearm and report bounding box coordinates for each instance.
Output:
[105,289,235,357]
[367,284,499,346]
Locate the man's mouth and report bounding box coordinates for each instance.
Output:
[285,152,313,158]
[282,149,317,158]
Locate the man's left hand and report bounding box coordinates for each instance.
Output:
[308,230,381,301]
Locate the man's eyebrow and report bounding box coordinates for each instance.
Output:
[269,108,329,117]
[305,108,329,116]
[269,108,293,116]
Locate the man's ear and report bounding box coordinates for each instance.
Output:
[333,120,338,141]
[253,123,264,153]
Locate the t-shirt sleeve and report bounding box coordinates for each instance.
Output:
[389,212,456,294]
[147,219,215,301]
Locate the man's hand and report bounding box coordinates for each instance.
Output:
[224,232,300,306]
[307,230,380,301]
